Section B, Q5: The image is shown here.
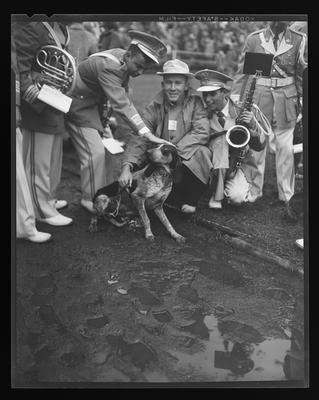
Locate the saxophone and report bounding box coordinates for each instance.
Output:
[226,71,262,178]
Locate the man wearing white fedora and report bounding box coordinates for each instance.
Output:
[119,59,211,213]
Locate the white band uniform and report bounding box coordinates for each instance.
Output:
[138,126,150,136]
[256,76,295,88]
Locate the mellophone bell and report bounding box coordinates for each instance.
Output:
[34,44,76,113]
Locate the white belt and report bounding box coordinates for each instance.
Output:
[257,76,295,88]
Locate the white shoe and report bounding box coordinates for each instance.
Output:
[208,196,222,209]
[38,213,73,226]
[295,239,304,250]
[247,193,262,203]
[81,199,95,213]
[19,231,52,243]
[55,200,68,210]
[181,204,196,214]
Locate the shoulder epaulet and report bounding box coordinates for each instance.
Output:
[246,28,265,39]
[288,26,307,37]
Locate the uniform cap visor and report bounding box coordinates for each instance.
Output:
[197,85,222,92]
[135,43,159,64]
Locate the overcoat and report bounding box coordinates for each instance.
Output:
[122,88,211,182]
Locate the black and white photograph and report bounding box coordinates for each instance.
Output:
[11,14,308,388]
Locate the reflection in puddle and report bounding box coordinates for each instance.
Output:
[171,314,291,381]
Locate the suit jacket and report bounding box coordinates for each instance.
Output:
[66,49,149,134]
[231,26,307,129]
[122,88,210,168]
[13,21,69,135]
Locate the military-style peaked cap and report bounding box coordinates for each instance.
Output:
[128,30,167,64]
[195,69,234,92]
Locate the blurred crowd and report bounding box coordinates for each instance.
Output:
[81,21,269,75]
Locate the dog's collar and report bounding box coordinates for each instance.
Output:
[107,197,121,218]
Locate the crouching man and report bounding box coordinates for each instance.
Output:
[195,69,271,207]
[118,59,212,214]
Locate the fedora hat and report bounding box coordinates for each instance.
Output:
[157,59,194,77]
[195,69,233,91]
[128,30,167,64]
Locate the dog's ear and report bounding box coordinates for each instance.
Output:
[93,181,120,202]
[169,148,181,171]
[143,162,158,178]
[161,144,180,170]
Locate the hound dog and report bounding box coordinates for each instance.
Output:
[89,143,185,244]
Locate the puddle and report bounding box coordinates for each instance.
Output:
[105,334,157,370]
[128,285,162,306]
[152,310,173,323]
[171,314,292,381]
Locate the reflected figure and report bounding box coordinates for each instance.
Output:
[214,341,255,375]
[283,294,305,381]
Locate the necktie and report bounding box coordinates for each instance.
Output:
[217,111,225,128]
[273,33,279,51]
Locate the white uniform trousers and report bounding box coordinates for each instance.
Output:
[250,126,295,202]
[16,127,38,237]
[22,128,63,219]
[66,122,106,201]
[224,168,252,205]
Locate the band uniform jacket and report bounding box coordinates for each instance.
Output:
[209,98,266,183]
[66,49,149,135]
[122,88,210,178]
[231,26,307,130]
[13,21,69,135]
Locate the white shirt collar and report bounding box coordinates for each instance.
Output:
[269,29,285,42]
[220,99,230,118]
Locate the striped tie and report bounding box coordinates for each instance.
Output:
[217,111,225,128]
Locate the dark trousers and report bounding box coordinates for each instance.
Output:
[166,164,207,207]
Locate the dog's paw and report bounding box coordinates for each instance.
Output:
[174,234,186,244]
[145,233,155,241]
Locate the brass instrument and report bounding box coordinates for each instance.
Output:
[35,45,76,94]
[225,73,261,149]
[226,71,262,177]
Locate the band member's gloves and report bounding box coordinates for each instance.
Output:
[22,84,40,104]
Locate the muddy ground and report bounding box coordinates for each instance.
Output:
[13,140,306,387]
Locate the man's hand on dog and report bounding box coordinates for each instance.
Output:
[119,164,133,188]
[144,130,176,147]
